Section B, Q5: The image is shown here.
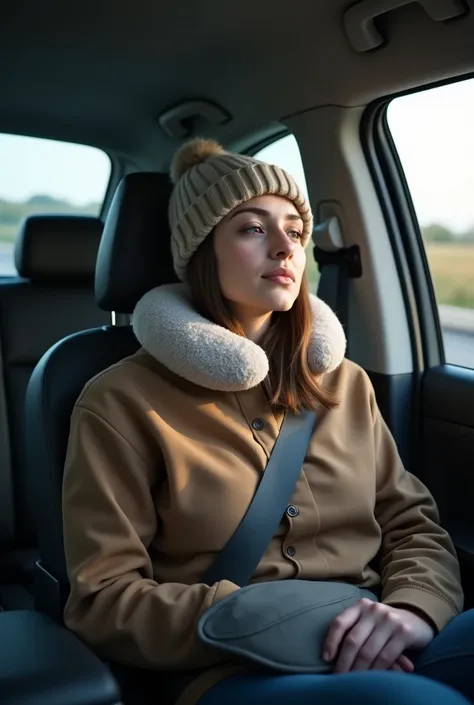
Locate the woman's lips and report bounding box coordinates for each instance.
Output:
[263,274,294,286]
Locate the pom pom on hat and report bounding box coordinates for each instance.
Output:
[170,138,225,184]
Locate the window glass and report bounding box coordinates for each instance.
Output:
[254,135,319,289]
[0,134,111,276]
[387,80,474,368]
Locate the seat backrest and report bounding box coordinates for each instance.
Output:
[25,173,176,620]
[0,215,109,553]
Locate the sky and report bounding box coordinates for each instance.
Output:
[1,77,474,232]
[387,78,474,234]
[0,136,111,206]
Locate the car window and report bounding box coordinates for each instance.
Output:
[254,135,319,290]
[387,80,474,369]
[0,134,111,276]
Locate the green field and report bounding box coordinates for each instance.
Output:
[425,243,474,309]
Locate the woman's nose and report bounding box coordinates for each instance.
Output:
[270,229,296,259]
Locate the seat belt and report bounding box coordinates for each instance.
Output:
[313,216,362,354]
[202,410,317,587]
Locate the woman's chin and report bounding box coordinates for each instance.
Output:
[262,291,298,312]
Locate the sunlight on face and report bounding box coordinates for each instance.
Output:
[213,195,307,323]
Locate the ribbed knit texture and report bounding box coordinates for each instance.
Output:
[168,144,313,281]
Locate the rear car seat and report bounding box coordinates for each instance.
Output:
[0,214,110,610]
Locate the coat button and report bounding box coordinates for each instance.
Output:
[286,505,299,518]
[286,546,296,557]
[252,418,265,431]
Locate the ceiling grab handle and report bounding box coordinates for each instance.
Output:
[344,0,468,52]
[158,100,231,139]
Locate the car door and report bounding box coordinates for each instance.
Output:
[380,78,474,604]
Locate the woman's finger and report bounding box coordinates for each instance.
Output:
[323,601,364,662]
[390,662,404,672]
[381,655,414,672]
[349,608,397,671]
[397,653,415,672]
[334,613,378,673]
[370,622,413,671]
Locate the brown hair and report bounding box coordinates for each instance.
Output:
[187,233,338,413]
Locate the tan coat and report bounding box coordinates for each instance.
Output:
[62,284,463,705]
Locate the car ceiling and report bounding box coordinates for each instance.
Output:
[1,0,474,167]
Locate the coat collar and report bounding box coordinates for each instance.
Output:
[132,283,346,392]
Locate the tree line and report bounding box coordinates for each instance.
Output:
[0,195,100,226]
[422,223,474,243]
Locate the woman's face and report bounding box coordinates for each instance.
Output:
[213,194,307,320]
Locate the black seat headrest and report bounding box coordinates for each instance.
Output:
[15,214,103,286]
[95,172,177,314]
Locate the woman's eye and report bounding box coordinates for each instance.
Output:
[289,230,302,239]
[244,225,264,234]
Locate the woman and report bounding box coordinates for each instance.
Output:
[62,139,474,705]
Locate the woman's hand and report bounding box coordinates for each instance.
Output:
[323,599,435,673]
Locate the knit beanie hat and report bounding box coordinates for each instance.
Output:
[168,138,313,281]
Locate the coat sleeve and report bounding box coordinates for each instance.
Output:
[62,404,238,670]
[371,394,463,632]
